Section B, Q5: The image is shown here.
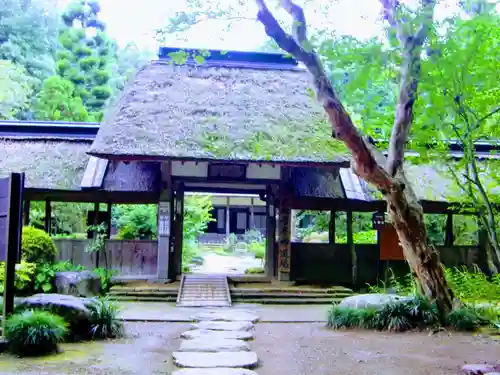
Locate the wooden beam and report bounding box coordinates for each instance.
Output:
[44,200,51,234]
[347,210,357,287]
[445,213,454,247]
[106,202,112,239]
[329,210,336,244]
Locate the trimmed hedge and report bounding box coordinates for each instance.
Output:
[21,227,58,264]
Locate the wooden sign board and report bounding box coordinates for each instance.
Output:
[379,224,405,261]
[208,163,247,181]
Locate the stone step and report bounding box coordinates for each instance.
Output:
[107,295,178,302]
[173,368,258,375]
[191,321,254,332]
[173,351,259,369]
[177,275,231,307]
[181,329,254,341]
[232,297,342,304]
[231,292,352,298]
[178,338,250,352]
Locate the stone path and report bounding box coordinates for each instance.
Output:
[172,310,261,374]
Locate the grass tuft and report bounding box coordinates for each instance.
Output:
[4,309,67,357]
[87,297,124,339]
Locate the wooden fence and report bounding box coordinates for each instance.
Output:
[53,239,158,277]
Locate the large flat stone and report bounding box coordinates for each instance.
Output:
[181,329,254,341]
[173,369,258,375]
[173,351,259,369]
[190,311,260,323]
[178,338,250,352]
[191,321,254,332]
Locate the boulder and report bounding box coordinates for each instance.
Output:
[173,351,259,369]
[17,294,92,338]
[55,271,101,297]
[339,294,414,310]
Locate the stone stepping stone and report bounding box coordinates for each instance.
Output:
[181,329,254,341]
[191,321,253,332]
[173,369,258,375]
[190,311,260,323]
[173,351,259,369]
[178,338,250,353]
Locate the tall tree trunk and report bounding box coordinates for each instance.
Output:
[385,174,454,314]
[255,0,455,316]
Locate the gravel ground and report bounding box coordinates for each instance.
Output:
[254,323,500,375]
[0,322,188,375]
[0,322,498,375]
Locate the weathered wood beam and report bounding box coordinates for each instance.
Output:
[44,200,51,234]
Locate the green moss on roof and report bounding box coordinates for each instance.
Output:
[90,61,349,164]
[0,138,91,190]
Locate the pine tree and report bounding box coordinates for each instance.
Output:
[56,0,114,120]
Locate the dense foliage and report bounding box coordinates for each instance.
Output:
[0,0,150,120]
[21,226,58,264]
[327,295,497,332]
[4,310,68,356]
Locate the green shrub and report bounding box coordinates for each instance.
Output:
[244,267,265,274]
[93,268,117,294]
[328,296,495,332]
[87,297,124,339]
[446,306,485,331]
[5,310,68,356]
[445,266,500,302]
[22,227,58,264]
[248,241,265,260]
[0,261,36,294]
[327,306,378,329]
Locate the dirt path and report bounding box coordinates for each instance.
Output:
[254,323,500,375]
[0,322,498,374]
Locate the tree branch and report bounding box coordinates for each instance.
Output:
[476,105,500,125]
[254,0,393,191]
[281,0,307,44]
[385,0,437,176]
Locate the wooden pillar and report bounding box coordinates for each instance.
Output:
[265,187,277,278]
[278,198,291,282]
[329,210,336,244]
[23,200,30,226]
[93,202,100,268]
[2,173,24,319]
[44,200,51,234]
[157,161,172,281]
[225,197,231,239]
[106,203,112,239]
[290,209,297,241]
[172,183,185,278]
[347,210,357,287]
[445,212,453,246]
[250,198,255,229]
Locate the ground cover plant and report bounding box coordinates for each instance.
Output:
[4,310,68,357]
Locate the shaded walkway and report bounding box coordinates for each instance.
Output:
[118,302,330,323]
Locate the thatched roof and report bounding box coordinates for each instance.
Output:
[102,161,162,193]
[0,138,91,190]
[89,58,348,164]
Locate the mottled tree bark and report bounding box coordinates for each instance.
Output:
[255,0,454,314]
